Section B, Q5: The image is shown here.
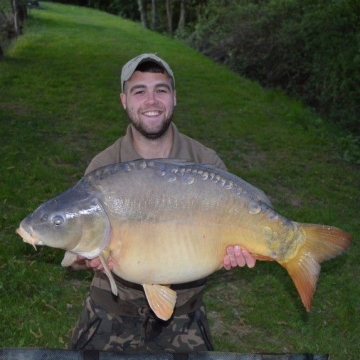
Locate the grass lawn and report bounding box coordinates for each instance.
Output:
[0,2,359,358]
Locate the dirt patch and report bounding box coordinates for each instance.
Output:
[0,102,30,116]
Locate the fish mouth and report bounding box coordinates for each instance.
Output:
[16,225,42,250]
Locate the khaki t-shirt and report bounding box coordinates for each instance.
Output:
[86,123,226,174]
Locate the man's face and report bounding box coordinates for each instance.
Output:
[120,70,177,139]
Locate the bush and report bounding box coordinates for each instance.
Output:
[188,0,360,136]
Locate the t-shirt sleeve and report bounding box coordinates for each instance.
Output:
[85,139,122,175]
[207,152,227,170]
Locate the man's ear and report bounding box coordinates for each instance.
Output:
[173,90,177,107]
[120,93,126,109]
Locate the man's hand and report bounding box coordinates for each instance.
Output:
[223,246,256,270]
[70,255,114,271]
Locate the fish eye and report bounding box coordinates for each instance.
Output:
[52,215,64,227]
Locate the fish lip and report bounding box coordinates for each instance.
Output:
[16,225,40,249]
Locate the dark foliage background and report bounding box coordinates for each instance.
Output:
[187,0,360,138]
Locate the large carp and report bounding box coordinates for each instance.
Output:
[16,159,352,320]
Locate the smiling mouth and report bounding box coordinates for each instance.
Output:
[16,225,41,249]
[142,110,162,117]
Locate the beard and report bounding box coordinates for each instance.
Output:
[129,112,174,140]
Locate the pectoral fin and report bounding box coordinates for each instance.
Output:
[61,251,78,267]
[143,284,177,321]
[99,252,118,296]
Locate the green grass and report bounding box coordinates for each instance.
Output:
[0,3,359,358]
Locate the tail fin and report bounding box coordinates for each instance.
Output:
[280,224,352,312]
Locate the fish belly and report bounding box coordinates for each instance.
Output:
[108,214,280,285]
[108,221,239,284]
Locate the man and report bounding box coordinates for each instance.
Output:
[69,53,256,352]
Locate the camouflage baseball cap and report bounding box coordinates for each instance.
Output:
[121,53,175,91]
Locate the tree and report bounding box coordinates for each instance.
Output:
[12,0,20,35]
[165,0,173,34]
[137,0,149,28]
[177,0,186,33]
[151,0,157,30]
[10,0,27,36]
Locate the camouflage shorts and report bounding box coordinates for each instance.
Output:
[69,292,214,352]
